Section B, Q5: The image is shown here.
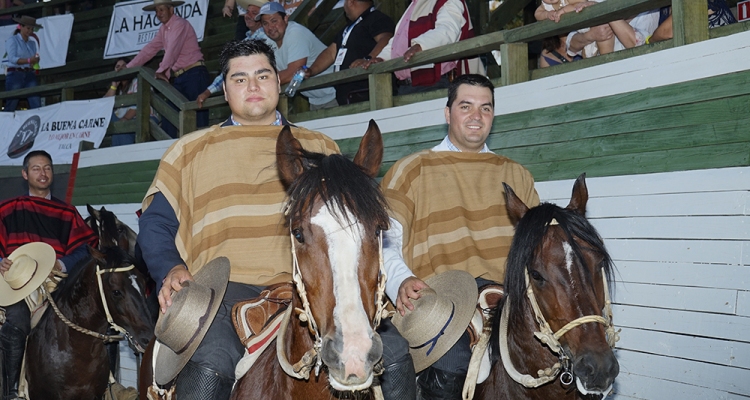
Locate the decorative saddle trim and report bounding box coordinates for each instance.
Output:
[232,283,293,379]
[463,284,505,400]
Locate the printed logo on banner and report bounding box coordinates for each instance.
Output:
[7,116,41,159]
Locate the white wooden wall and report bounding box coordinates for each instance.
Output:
[536,167,750,400]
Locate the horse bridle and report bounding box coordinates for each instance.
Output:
[498,265,619,389]
[44,264,144,352]
[277,226,389,380]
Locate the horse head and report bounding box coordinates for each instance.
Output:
[86,205,137,257]
[89,246,154,352]
[276,121,388,392]
[501,174,619,396]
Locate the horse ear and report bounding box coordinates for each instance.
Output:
[353,120,383,178]
[87,204,99,219]
[276,126,306,188]
[566,173,588,216]
[503,182,528,227]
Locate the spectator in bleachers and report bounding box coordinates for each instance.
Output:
[567,9,659,58]
[103,57,161,146]
[223,0,250,40]
[305,0,395,105]
[126,0,210,137]
[364,0,485,96]
[539,35,582,68]
[0,0,19,26]
[196,0,276,108]
[3,16,41,112]
[648,0,737,43]
[258,1,337,110]
[535,0,614,56]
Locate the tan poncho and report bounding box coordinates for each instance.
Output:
[381,150,539,283]
[142,125,340,286]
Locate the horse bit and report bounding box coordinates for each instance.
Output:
[43,264,143,352]
[498,221,620,389]
[277,224,389,381]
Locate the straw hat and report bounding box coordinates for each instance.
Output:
[392,270,478,372]
[0,243,56,307]
[153,257,231,384]
[12,16,42,29]
[237,0,267,10]
[143,0,185,12]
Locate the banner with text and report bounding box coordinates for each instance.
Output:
[1,14,74,75]
[103,0,208,59]
[0,97,115,166]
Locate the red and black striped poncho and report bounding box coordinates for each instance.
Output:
[0,195,98,259]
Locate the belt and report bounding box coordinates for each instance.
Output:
[6,68,32,72]
[173,61,205,78]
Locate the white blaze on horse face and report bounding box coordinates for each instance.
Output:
[129,273,141,296]
[562,241,582,310]
[311,205,374,386]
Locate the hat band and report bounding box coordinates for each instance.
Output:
[410,303,455,356]
[6,260,39,290]
[173,289,216,355]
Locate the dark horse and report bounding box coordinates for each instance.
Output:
[475,174,619,400]
[230,122,389,399]
[86,205,138,258]
[25,246,154,400]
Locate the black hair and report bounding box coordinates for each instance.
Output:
[23,150,53,171]
[446,74,495,108]
[220,39,278,80]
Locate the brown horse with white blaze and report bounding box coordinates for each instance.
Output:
[475,174,619,400]
[226,121,387,399]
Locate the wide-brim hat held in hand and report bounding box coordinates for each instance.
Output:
[0,242,56,307]
[12,16,42,29]
[143,0,185,12]
[392,270,478,372]
[153,257,231,385]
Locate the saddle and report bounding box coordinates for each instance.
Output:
[232,282,293,379]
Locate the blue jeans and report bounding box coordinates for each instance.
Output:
[162,66,209,138]
[4,70,40,112]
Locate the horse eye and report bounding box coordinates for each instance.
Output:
[292,228,305,243]
[529,270,544,282]
[113,290,123,298]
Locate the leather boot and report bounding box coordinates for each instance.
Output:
[379,356,417,400]
[174,361,234,400]
[417,366,466,400]
[0,324,27,400]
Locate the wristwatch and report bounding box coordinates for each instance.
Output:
[363,55,372,61]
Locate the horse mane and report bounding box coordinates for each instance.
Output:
[53,246,134,302]
[283,149,389,231]
[489,202,614,361]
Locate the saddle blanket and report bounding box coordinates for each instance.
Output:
[232,283,293,379]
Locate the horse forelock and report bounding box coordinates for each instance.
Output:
[504,203,613,321]
[285,151,389,232]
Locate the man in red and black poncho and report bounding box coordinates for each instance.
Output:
[0,150,97,400]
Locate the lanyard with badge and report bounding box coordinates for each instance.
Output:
[334,7,375,72]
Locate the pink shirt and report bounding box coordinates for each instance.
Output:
[127,14,203,78]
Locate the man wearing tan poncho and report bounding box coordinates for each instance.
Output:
[381,74,540,400]
[137,39,413,400]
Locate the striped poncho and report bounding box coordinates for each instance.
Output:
[142,125,339,286]
[0,196,98,259]
[381,150,539,283]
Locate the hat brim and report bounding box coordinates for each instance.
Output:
[237,0,266,10]
[154,256,231,384]
[12,17,42,29]
[143,1,184,11]
[0,243,57,306]
[392,270,478,372]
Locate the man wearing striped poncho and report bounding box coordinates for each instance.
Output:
[382,74,540,400]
